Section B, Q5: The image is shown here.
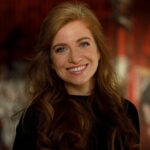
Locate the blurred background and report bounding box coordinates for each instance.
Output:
[0,0,150,149]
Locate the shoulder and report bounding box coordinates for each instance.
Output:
[123,99,138,115]
[16,103,39,135]
[123,99,140,133]
[123,99,139,119]
[13,103,39,150]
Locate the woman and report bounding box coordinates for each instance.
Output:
[13,2,140,150]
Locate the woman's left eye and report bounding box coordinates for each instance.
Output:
[80,41,90,48]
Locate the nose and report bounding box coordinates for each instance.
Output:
[68,48,82,64]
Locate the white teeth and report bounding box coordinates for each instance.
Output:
[68,65,86,72]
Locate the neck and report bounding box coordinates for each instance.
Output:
[65,80,94,96]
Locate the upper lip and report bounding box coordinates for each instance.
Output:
[66,64,87,70]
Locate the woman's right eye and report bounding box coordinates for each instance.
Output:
[55,47,66,53]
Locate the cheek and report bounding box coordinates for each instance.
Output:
[93,47,100,60]
[51,56,66,69]
[97,51,101,60]
[88,49,100,61]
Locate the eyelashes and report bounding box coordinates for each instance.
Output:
[55,46,67,53]
[79,41,90,48]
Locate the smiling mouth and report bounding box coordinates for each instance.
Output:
[67,64,87,73]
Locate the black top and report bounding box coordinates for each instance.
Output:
[12,97,140,150]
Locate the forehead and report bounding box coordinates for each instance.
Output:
[52,20,93,44]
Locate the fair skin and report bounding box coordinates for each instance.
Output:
[51,20,100,95]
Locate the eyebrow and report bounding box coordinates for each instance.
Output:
[52,37,91,50]
[76,37,91,43]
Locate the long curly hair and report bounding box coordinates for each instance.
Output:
[25,1,139,150]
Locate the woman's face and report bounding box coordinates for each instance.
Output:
[51,20,100,95]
